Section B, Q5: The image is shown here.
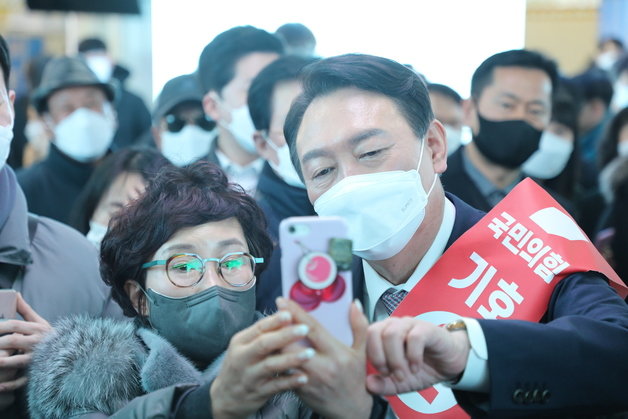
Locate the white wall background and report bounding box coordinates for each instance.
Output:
[151,0,526,102]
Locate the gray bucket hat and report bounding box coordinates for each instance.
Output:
[152,73,205,123]
[31,56,115,113]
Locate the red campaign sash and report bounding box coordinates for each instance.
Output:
[379,178,627,418]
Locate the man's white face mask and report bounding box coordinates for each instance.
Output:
[51,103,116,162]
[314,139,437,260]
[443,124,462,156]
[212,93,257,154]
[522,130,574,179]
[161,125,217,167]
[263,133,304,188]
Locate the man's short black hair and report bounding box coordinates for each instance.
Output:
[284,53,434,178]
[427,83,462,104]
[197,26,284,95]
[0,35,10,86]
[569,71,614,107]
[248,55,318,132]
[599,37,624,51]
[470,49,559,100]
[78,37,107,53]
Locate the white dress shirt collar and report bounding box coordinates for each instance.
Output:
[363,197,456,321]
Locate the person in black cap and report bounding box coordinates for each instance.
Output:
[78,37,151,150]
[17,56,117,224]
[151,74,216,166]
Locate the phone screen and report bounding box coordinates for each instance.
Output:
[0,290,18,321]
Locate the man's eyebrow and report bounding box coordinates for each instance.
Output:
[301,128,386,166]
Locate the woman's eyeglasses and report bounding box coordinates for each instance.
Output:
[142,252,263,288]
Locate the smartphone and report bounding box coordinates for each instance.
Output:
[0,290,17,321]
[280,216,354,347]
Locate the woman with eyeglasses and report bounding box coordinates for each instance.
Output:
[27,162,318,418]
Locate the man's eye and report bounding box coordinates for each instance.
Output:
[500,102,515,110]
[312,167,334,180]
[360,149,382,159]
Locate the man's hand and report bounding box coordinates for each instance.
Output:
[276,297,373,419]
[210,310,313,419]
[0,293,51,392]
[0,349,17,410]
[365,317,470,395]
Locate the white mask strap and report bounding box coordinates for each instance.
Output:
[417,136,438,197]
[263,132,280,152]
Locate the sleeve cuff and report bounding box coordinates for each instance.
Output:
[444,318,489,392]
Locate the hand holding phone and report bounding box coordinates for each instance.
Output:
[280,216,354,346]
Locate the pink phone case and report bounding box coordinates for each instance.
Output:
[280,216,354,346]
[0,290,17,321]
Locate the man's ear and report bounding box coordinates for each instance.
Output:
[462,98,479,135]
[426,120,448,174]
[203,91,221,122]
[253,131,267,154]
[124,280,147,316]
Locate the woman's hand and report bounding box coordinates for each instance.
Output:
[210,311,314,419]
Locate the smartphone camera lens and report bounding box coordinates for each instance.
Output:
[288,225,296,233]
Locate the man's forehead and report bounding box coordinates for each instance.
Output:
[490,66,552,93]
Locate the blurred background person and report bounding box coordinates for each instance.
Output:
[198,26,283,194]
[427,83,465,156]
[7,55,51,170]
[150,74,217,166]
[17,56,116,224]
[592,37,625,75]
[569,70,614,187]
[247,55,318,311]
[0,34,122,418]
[275,23,317,57]
[610,54,628,113]
[522,81,582,205]
[78,37,151,150]
[69,147,171,248]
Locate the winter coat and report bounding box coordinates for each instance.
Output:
[27,315,310,419]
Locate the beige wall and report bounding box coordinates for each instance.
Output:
[526,1,599,76]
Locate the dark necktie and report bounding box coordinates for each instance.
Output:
[380,288,408,315]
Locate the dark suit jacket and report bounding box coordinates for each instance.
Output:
[441,147,579,220]
[354,193,628,417]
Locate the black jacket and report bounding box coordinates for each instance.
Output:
[255,162,316,312]
[16,144,94,224]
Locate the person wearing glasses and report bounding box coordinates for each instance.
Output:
[150,74,217,167]
[27,162,340,418]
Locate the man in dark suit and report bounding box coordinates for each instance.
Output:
[441,50,574,214]
[280,53,628,417]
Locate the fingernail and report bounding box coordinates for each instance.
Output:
[296,375,308,384]
[353,298,364,313]
[298,348,316,360]
[277,311,291,322]
[378,366,389,375]
[394,369,405,381]
[276,297,287,308]
[293,324,309,336]
[410,363,419,374]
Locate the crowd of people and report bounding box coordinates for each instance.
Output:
[0,22,627,419]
